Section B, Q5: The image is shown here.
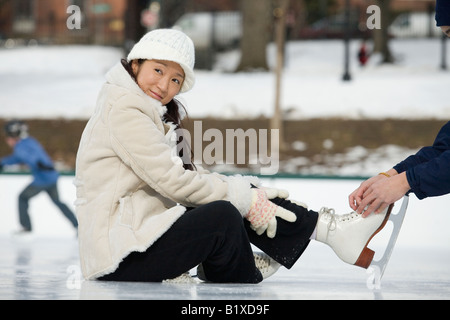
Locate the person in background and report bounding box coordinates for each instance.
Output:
[0,120,78,235]
[357,40,370,66]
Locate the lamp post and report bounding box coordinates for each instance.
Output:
[441,33,448,71]
[342,0,352,81]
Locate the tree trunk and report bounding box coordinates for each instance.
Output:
[373,0,394,63]
[235,0,272,71]
[124,0,148,45]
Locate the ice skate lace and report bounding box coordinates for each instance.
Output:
[253,252,280,279]
[254,253,271,272]
[319,207,360,231]
[163,272,199,284]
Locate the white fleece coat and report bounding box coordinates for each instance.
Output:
[75,63,259,280]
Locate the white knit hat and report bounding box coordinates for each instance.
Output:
[127,29,196,93]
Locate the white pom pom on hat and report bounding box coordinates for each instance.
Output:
[127,29,196,93]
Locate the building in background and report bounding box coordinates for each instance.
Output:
[0,0,128,46]
[0,0,438,47]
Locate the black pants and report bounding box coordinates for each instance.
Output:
[99,198,318,283]
[19,183,78,231]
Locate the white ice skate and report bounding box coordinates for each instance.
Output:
[316,204,394,269]
[253,251,281,279]
[367,195,409,288]
[163,272,200,284]
[196,252,280,282]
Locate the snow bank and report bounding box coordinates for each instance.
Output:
[0,39,449,120]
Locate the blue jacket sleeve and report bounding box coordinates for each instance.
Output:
[0,152,24,166]
[394,121,450,200]
[436,0,450,26]
[405,150,450,199]
[1,137,58,186]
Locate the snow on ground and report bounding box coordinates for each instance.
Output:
[192,39,450,119]
[0,45,121,119]
[0,38,449,120]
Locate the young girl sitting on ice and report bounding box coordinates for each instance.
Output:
[75,29,392,283]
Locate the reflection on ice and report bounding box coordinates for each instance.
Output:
[1,237,449,300]
[1,176,449,300]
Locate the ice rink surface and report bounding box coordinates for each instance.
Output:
[1,175,449,300]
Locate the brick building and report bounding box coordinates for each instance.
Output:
[0,0,128,45]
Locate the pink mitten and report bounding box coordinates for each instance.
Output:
[246,189,297,238]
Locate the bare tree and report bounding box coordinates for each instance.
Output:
[235,0,272,71]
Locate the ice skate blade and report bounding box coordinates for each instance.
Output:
[354,203,394,269]
[368,195,409,278]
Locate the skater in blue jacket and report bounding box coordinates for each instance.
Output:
[349,121,450,217]
[0,120,78,234]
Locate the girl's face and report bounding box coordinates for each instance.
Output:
[132,59,185,105]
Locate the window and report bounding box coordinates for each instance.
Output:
[15,0,34,19]
[13,0,35,33]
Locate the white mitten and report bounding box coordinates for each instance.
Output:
[246,189,297,238]
[261,186,308,209]
[260,186,289,200]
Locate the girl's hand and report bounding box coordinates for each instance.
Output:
[247,189,297,238]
